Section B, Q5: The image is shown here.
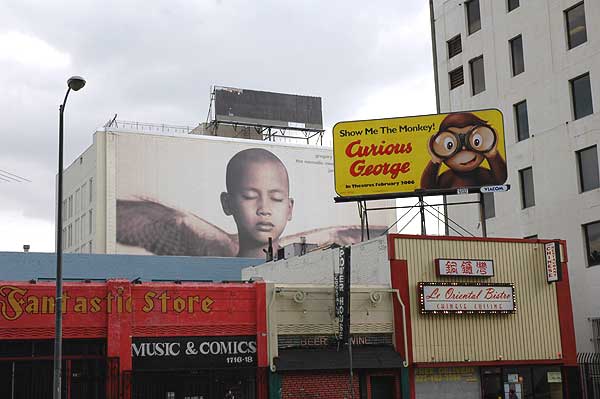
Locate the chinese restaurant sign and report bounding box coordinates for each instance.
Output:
[333,109,506,198]
[435,258,494,277]
[544,242,562,283]
[419,282,516,314]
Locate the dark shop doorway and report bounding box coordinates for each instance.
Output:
[131,368,256,399]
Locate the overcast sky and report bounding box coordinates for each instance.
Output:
[0,0,437,253]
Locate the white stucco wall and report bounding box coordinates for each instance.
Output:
[432,0,600,352]
[242,235,391,286]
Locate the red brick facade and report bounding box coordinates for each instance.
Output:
[281,371,360,399]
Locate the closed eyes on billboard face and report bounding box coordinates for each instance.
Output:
[114,133,396,258]
[333,109,507,199]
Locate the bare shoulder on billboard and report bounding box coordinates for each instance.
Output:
[332,109,507,200]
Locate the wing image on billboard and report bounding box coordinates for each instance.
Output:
[332,109,507,199]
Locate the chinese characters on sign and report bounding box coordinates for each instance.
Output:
[544,242,562,283]
[419,283,516,314]
[435,259,494,277]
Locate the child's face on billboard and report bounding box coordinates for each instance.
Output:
[225,160,293,245]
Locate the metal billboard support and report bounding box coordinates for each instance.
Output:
[351,197,485,241]
[479,193,488,238]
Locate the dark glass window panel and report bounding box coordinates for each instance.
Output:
[566,2,587,49]
[584,221,600,266]
[510,35,524,76]
[571,73,593,120]
[449,67,464,90]
[519,167,535,208]
[577,146,600,192]
[481,368,502,399]
[483,193,495,219]
[532,366,562,397]
[466,0,481,35]
[508,0,519,12]
[503,367,533,398]
[470,56,486,95]
[447,35,462,59]
[514,100,529,141]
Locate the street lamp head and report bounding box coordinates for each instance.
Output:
[67,76,86,91]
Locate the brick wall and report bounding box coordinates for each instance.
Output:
[281,371,360,399]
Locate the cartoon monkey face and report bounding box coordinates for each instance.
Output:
[431,124,496,173]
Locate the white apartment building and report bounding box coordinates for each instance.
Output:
[431,0,600,353]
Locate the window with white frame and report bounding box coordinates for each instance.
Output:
[89,178,93,204]
[75,189,80,214]
[470,55,486,95]
[466,0,481,35]
[89,210,93,234]
[565,2,587,50]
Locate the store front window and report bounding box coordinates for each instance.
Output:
[481,366,563,399]
[131,369,256,399]
[0,339,112,399]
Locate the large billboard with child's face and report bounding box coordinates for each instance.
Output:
[114,133,396,258]
[332,109,507,199]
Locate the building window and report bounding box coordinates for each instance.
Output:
[75,189,80,214]
[62,200,67,222]
[68,225,73,248]
[81,182,87,209]
[89,210,93,234]
[565,2,587,49]
[68,196,73,219]
[470,56,486,95]
[449,67,464,90]
[74,218,80,245]
[571,73,593,120]
[592,318,600,352]
[519,167,535,208]
[508,0,519,12]
[447,35,462,59]
[514,100,529,141]
[510,35,524,76]
[89,178,93,204]
[482,193,495,219]
[584,221,600,266]
[577,146,600,192]
[466,0,481,35]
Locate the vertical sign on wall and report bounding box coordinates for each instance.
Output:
[544,241,562,283]
[335,246,351,344]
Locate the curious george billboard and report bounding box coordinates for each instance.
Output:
[332,109,507,198]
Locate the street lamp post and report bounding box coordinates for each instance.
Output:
[54,76,86,399]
